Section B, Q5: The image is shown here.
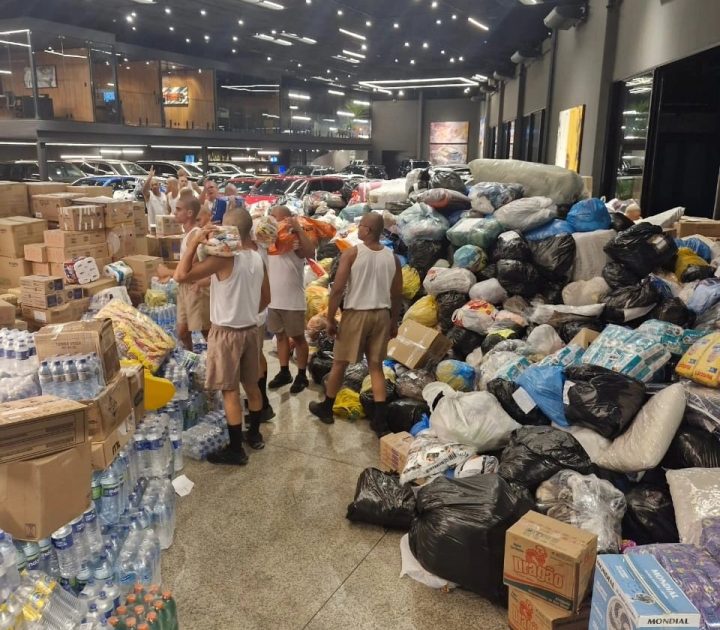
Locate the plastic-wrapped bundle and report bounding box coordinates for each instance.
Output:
[609,211,635,231]
[407,240,445,279]
[343,362,369,392]
[536,345,586,368]
[397,203,449,245]
[524,219,574,241]
[0,373,41,403]
[477,351,530,390]
[405,168,432,195]
[409,474,534,600]
[486,378,551,426]
[676,247,713,283]
[535,470,626,553]
[687,278,720,314]
[667,468,720,545]
[676,333,720,388]
[197,225,241,260]
[306,284,329,320]
[496,259,541,298]
[528,234,576,282]
[403,295,439,328]
[562,277,610,307]
[446,217,505,249]
[601,279,660,323]
[566,198,611,232]
[491,231,531,262]
[622,481,679,544]
[430,169,467,193]
[636,319,685,355]
[338,203,371,222]
[400,433,475,484]
[452,244,488,273]
[570,229,615,282]
[396,370,435,401]
[332,387,365,420]
[468,181,524,214]
[604,222,678,277]
[415,188,471,211]
[435,359,475,392]
[455,455,500,478]
[309,350,334,384]
[251,215,279,248]
[650,297,694,327]
[387,399,430,433]
[481,322,525,353]
[683,382,720,435]
[602,261,641,289]
[435,291,469,333]
[346,468,415,529]
[269,216,337,255]
[494,196,558,233]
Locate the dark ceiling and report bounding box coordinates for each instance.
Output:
[3,0,575,86]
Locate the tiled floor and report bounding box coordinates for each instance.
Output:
[162,345,507,629]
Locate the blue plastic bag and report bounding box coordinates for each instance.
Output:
[675,237,712,262]
[410,414,431,436]
[339,203,371,222]
[435,359,476,392]
[515,365,567,426]
[524,219,574,242]
[566,198,611,232]
[452,244,488,273]
[687,279,720,314]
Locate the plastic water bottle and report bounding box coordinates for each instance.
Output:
[14,337,30,375]
[63,359,79,399]
[51,360,66,398]
[0,531,20,592]
[100,469,121,526]
[51,526,81,578]
[70,515,90,567]
[83,506,104,556]
[77,359,95,399]
[22,541,41,571]
[95,591,114,620]
[38,361,53,396]
[171,430,183,473]
[38,537,60,579]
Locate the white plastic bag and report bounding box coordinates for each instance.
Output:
[562,277,610,307]
[399,432,475,484]
[465,347,484,368]
[529,303,605,325]
[455,455,499,478]
[399,534,457,590]
[494,196,558,233]
[666,468,720,545]
[526,324,564,356]
[422,267,476,296]
[477,351,528,390]
[451,300,497,334]
[570,230,615,281]
[429,390,520,451]
[553,423,611,464]
[595,383,686,473]
[469,279,508,304]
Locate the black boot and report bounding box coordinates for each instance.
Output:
[207,424,248,466]
[268,366,292,389]
[290,368,309,394]
[245,410,265,450]
[309,396,335,424]
[258,374,275,422]
[371,401,391,437]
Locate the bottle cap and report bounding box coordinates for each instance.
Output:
[126,619,137,629]
[126,594,137,605]
[162,590,172,600]
[147,612,158,622]
[153,601,164,611]
[108,617,120,627]
[134,605,145,617]
[138,625,150,630]
[134,584,145,595]
[116,605,128,616]
[144,594,154,605]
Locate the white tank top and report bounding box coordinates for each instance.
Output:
[344,243,396,310]
[210,250,264,328]
[146,192,167,227]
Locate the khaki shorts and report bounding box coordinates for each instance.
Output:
[267,308,306,338]
[257,322,267,345]
[333,309,390,364]
[205,324,260,391]
[177,284,210,332]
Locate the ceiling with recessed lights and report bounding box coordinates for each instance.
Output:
[3,0,580,86]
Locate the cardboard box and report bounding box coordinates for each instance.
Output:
[569,328,600,349]
[675,219,720,239]
[589,555,700,630]
[21,298,90,325]
[0,181,29,217]
[46,242,109,264]
[133,201,149,235]
[73,197,133,227]
[19,275,64,293]
[65,185,113,197]
[43,229,106,249]
[90,414,135,470]
[134,236,149,255]
[146,235,161,257]
[123,363,145,422]
[159,235,183,261]
[0,216,47,258]
[0,299,14,326]
[0,441,91,540]
[21,291,65,310]
[79,276,117,297]
[122,254,161,293]
[25,182,66,209]
[387,320,452,369]
[31,193,83,222]
[504,511,597,612]
[509,589,590,630]
[31,262,51,276]
[0,396,87,465]
[105,223,136,260]
[82,373,133,440]
[24,242,48,263]
[156,214,182,236]
[379,431,414,473]
[58,205,105,231]
[34,318,120,383]
[0,257,31,290]
[12,319,27,331]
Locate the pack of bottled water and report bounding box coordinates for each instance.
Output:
[137,304,177,333]
[37,353,106,400]
[150,277,178,303]
[191,330,208,354]
[0,328,38,377]
[182,411,230,460]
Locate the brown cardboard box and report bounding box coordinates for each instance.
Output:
[0,181,29,217]
[19,275,64,293]
[73,196,133,227]
[134,236,149,255]
[379,432,414,473]
[31,262,51,276]
[0,396,87,465]
[46,242,109,264]
[13,319,27,331]
[34,318,121,383]
[674,219,720,238]
[133,201,149,235]
[123,363,145,422]
[24,242,48,263]
[156,214,182,236]
[58,205,105,231]
[503,511,597,612]
[0,216,47,258]
[0,441,91,540]
[25,182,66,198]
[21,298,90,325]
[105,222,136,260]
[82,373,133,440]
[159,235,183,261]
[146,235,161,257]
[387,320,452,369]
[20,291,65,310]
[0,257,31,290]
[122,254,162,293]
[43,229,106,249]
[0,299,14,326]
[79,277,117,297]
[508,588,590,630]
[31,193,83,222]
[91,414,135,470]
[569,328,600,349]
[65,185,113,197]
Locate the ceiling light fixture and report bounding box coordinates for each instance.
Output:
[289,105,299,110]
[232,48,237,53]
[422,42,428,48]
[342,49,365,59]
[262,113,280,118]
[359,76,479,90]
[393,22,399,28]
[288,92,311,100]
[471,73,488,81]
[253,33,293,46]
[200,9,206,16]
[258,150,280,155]
[398,90,404,96]
[338,28,366,41]
[185,37,191,42]
[238,19,244,25]
[336,110,354,117]
[168,26,174,31]
[410,59,415,64]
[267,56,272,61]
[238,0,284,9]
[468,17,490,31]
[204,34,210,40]
[280,32,317,44]
[353,99,370,106]
[337,9,343,15]
[436,19,442,25]
[0,70,12,75]
[332,54,360,64]
[164,6,171,13]
[233,35,238,41]
[323,118,336,122]
[404,41,410,47]
[366,20,372,27]
[328,89,345,95]
[431,1,438,7]
[353,119,369,123]
[292,115,311,121]
[452,14,457,19]
[125,15,134,22]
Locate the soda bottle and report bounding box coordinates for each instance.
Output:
[125,617,138,629]
[161,591,178,630]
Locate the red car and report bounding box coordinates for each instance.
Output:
[243,176,301,206]
[226,176,264,197]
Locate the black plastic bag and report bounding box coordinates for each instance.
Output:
[346,468,416,529]
[315,331,334,353]
[343,362,369,392]
[491,233,531,263]
[564,365,647,439]
[528,235,577,282]
[395,370,435,401]
[650,297,694,328]
[387,398,430,433]
[430,169,466,194]
[602,279,659,324]
[498,426,594,490]
[446,326,484,360]
[661,426,720,468]
[622,482,679,544]
[496,259,541,298]
[359,380,398,418]
[436,291,469,333]
[481,327,523,354]
[559,319,605,344]
[541,281,565,304]
[682,265,714,283]
[477,263,497,281]
[610,212,635,232]
[410,474,533,600]
[604,223,678,277]
[317,242,340,259]
[602,261,642,289]
[309,351,334,385]
[487,378,551,426]
[408,240,445,278]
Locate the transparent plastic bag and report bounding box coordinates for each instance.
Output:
[422,267,476,297]
[667,468,720,545]
[452,300,497,334]
[400,432,475,484]
[468,181,524,214]
[469,279,508,304]
[494,196,558,233]
[397,202,449,245]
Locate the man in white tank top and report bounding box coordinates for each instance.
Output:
[142,166,168,229]
[175,209,270,466]
[309,212,402,436]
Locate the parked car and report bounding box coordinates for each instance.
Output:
[70,175,145,200]
[207,162,255,176]
[227,176,265,196]
[0,160,85,183]
[340,164,388,180]
[68,158,148,178]
[398,159,431,177]
[243,176,300,207]
[285,165,336,176]
[136,160,204,181]
[284,175,347,200]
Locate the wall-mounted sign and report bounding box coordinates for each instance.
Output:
[24,66,57,89]
[430,121,469,144]
[162,86,189,106]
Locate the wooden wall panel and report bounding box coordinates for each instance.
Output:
[162,70,215,130]
[118,61,162,127]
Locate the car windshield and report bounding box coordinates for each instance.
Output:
[233,181,256,194]
[287,166,313,176]
[180,163,204,176]
[255,178,292,195]
[117,162,147,176]
[310,179,345,193]
[284,179,305,195]
[342,165,365,174]
[49,162,85,179]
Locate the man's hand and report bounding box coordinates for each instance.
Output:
[327,319,338,339]
[389,321,399,340]
[148,166,155,180]
[191,224,217,248]
[288,215,302,232]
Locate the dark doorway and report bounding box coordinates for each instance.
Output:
[381,150,405,179]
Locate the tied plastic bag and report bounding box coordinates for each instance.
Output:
[662,427,720,469]
[409,474,534,600]
[468,182,524,215]
[526,325,564,356]
[430,169,467,193]
[305,285,329,321]
[269,216,337,256]
[455,455,499,478]
[498,426,594,490]
[399,533,457,590]
[446,217,505,250]
[397,203,449,245]
[515,364,567,426]
[452,300,497,334]
[415,188,471,211]
[401,266,421,300]
[251,215,279,248]
[524,219,574,242]
[604,222,678,277]
[446,327,484,361]
[436,292,471,333]
[396,370,435,401]
[452,245,488,274]
[343,362,369,392]
[602,261,641,289]
[403,295,439,328]
[428,386,520,451]
[338,203,370,222]
[309,350,334,385]
[683,382,720,435]
[563,365,646,439]
[602,280,660,324]
[496,259,541,298]
[666,468,720,545]
[676,333,720,388]
[622,482,679,544]
[486,379,551,426]
[408,240,446,278]
[435,359,476,392]
[387,399,430,433]
[596,383,686,473]
[536,470,626,553]
[554,424,610,464]
[492,231,531,262]
[305,314,328,342]
[478,351,530,390]
[400,433,475,484]
[675,247,713,283]
[570,229,615,282]
[650,297,694,328]
[422,267,475,297]
[687,278,720,314]
[562,277,610,307]
[566,198,611,232]
[346,468,415,529]
[528,234,576,282]
[494,196,558,233]
[469,278,508,304]
[332,388,365,420]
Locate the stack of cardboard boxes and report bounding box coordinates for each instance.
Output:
[29,184,111,222]
[121,254,163,304]
[72,196,137,262]
[19,275,89,325]
[133,201,150,255]
[0,181,30,217]
[0,216,47,293]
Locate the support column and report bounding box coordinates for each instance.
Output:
[37,140,48,181]
[542,30,559,164]
[515,65,527,159]
[201,146,209,176]
[416,91,425,159]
